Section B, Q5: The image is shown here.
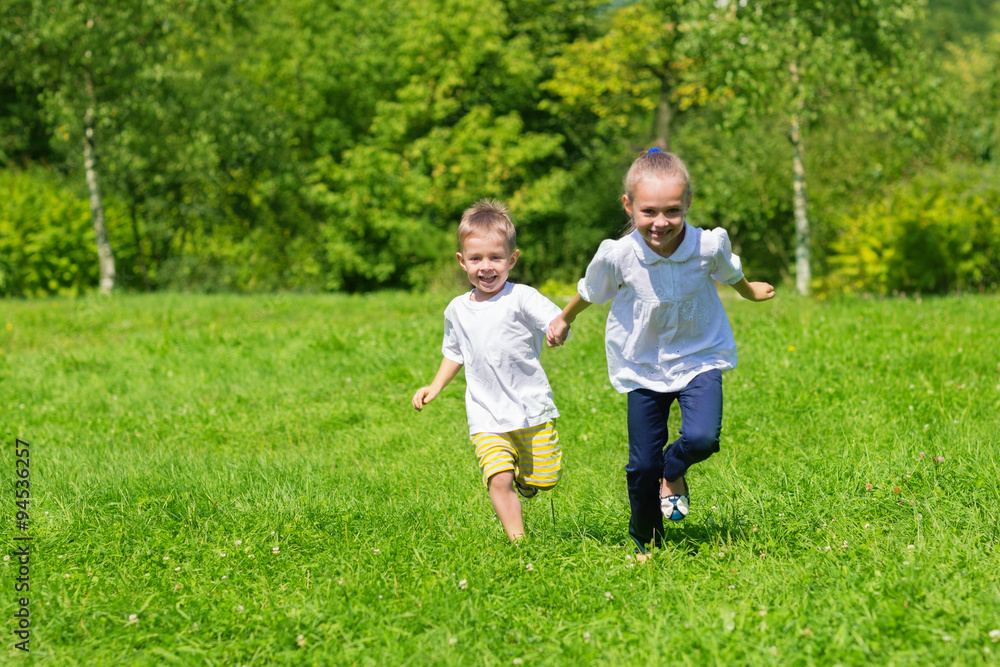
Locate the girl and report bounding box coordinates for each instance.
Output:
[546,149,774,557]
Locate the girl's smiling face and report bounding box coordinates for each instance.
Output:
[624,177,692,258]
[457,234,519,302]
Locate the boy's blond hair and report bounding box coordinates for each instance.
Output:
[457,199,516,253]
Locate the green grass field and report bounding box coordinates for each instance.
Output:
[2,290,999,665]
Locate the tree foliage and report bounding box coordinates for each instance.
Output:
[0,0,997,296]
[824,163,1000,294]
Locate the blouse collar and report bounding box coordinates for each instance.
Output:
[630,222,697,265]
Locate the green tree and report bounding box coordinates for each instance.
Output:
[5,0,194,293]
[303,0,593,290]
[543,0,705,152]
[683,0,930,294]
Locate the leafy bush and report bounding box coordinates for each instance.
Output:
[824,163,1000,295]
[0,167,97,297]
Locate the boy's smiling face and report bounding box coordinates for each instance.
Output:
[457,234,519,302]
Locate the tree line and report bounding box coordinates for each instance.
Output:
[1,0,998,297]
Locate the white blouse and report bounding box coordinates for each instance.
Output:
[578,224,745,394]
[442,282,562,434]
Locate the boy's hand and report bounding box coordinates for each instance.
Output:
[412,359,462,411]
[411,386,439,411]
[546,316,570,347]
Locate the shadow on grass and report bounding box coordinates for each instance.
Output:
[559,512,757,556]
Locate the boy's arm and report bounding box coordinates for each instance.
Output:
[546,294,593,347]
[412,358,463,411]
[730,277,775,302]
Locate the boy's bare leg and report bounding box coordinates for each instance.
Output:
[487,471,525,541]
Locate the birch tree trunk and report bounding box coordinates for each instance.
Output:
[83,70,116,295]
[789,60,810,296]
[655,71,673,151]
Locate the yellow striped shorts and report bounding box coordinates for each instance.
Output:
[471,422,562,489]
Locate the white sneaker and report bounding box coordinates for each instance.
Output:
[660,493,689,521]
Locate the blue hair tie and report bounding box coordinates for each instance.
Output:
[647,147,662,154]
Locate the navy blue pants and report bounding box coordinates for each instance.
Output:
[626,369,723,551]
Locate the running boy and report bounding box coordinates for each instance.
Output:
[411,199,565,542]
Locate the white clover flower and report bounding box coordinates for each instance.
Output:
[604,591,613,600]
[525,563,534,572]
[175,566,181,572]
[448,637,457,646]
[272,547,280,554]
[908,544,915,550]
[459,579,468,590]
[128,614,138,624]
[583,632,591,643]
[372,548,381,554]
[989,629,1000,642]
[513,659,524,665]
[235,540,242,546]
[296,634,306,647]
[237,605,244,613]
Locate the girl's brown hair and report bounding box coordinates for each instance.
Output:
[621,148,692,235]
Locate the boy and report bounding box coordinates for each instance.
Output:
[411,199,565,541]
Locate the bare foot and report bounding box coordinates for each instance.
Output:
[660,475,688,498]
[635,551,652,563]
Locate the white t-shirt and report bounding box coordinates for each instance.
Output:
[578,224,745,394]
[442,282,562,434]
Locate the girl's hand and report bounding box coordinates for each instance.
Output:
[411,386,438,411]
[747,281,775,301]
[733,278,775,302]
[546,316,571,347]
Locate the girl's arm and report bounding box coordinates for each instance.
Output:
[730,277,775,302]
[546,294,593,347]
[412,358,463,411]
